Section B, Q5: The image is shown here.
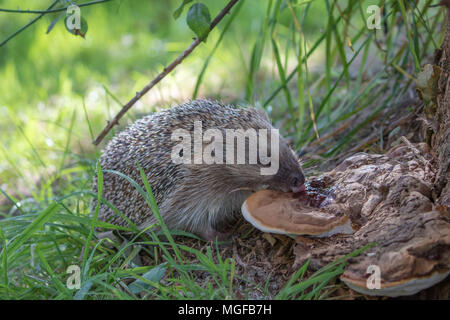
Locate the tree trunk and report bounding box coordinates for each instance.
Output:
[428,7,450,205]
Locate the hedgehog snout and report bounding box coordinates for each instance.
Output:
[290,173,305,193]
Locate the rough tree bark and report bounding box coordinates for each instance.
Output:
[429,6,450,205]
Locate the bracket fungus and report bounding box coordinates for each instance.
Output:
[242,142,450,297]
[242,185,354,237]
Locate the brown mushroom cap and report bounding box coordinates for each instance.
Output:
[340,269,450,297]
[242,189,354,237]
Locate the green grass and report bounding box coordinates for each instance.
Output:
[0,160,375,299]
[0,0,445,299]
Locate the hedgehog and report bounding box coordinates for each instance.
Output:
[92,99,305,240]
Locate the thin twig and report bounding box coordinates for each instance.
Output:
[93,0,240,145]
[0,0,114,47]
[0,0,112,14]
[0,0,60,47]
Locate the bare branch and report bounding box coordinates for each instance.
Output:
[0,0,113,47]
[0,0,60,47]
[92,0,240,146]
[0,0,112,14]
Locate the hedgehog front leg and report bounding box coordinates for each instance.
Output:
[159,195,231,241]
[197,228,231,241]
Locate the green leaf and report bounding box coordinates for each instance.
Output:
[186,3,211,42]
[46,12,63,34]
[128,263,167,294]
[64,16,88,38]
[173,0,193,19]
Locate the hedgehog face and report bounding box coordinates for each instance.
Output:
[215,136,304,194]
[263,139,305,193]
[233,135,305,193]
